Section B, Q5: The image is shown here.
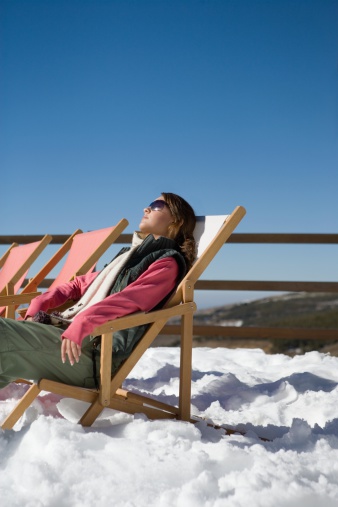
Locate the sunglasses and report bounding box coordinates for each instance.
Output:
[148,200,170,211]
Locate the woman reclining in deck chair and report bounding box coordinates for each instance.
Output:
[0,193,196,389]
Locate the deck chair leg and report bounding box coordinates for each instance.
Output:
[5,282,15,319]
[1,383,41,430]
[78,331,113,427]
[79,398,104,426]
[179,312,193,421]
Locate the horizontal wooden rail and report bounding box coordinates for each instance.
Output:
[195,280,338,292]
[29,278,338,293]
[161,325,338,341]
[1,233,338,245]
[227,233,338,244]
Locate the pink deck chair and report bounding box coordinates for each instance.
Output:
[15,219,129,318]
[1,219,129,320]
[0,235,52,318]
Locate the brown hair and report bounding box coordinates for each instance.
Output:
[161,192,197,270]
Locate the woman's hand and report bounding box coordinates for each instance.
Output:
[61,338,82,365]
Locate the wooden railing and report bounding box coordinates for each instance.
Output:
[1,233,338,342]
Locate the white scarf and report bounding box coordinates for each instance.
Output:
[57,232,145,322]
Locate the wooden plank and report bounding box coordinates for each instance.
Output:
[195,280,338,292]
[93,302,196,335]
[79,399,104,426]
[179,313,193,421]
[2,232,338,246]
[226,233,338,244]
[161,325,338,341]
[1,384,41,430]
[39,379,97,402]
[0,234,131,245]
[116,389,179,415]
[107,397,177,420]
[26,279,338,292]
[99,333,113,406]
[0,292,41,306]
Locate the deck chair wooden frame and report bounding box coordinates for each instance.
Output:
[3,219,129,319]
[0,243,19,268]
[1,206,246,430]
[0,235,53,319]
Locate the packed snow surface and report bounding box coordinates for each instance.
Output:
[1,347,338,506]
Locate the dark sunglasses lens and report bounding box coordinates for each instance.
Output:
[149,200,166,211]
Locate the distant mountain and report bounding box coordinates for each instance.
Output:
[194,292,338,329]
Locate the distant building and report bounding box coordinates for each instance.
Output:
[219,320,243,327]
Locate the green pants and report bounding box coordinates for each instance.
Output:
[0,318,100,389]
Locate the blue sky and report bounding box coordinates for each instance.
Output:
[1,0,337,307]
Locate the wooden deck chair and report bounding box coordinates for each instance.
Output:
[0,235,52,319]
[9,219,129,319]
[1,206,246,430]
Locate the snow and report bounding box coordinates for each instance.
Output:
[2,347,338,506]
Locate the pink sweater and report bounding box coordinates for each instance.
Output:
[26,257,179,346]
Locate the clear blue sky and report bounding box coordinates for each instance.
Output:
[1,0,337,307]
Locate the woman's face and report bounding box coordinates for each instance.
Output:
[139,196,174,239]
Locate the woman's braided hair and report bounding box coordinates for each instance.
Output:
[162,192,197,270]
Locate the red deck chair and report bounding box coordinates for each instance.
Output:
[0,235,52,319]
[14,219,129,318]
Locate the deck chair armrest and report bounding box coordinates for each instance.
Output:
[0,291,41,319]
[92,302,197,336]
[96,301,196,408]
[0,292,41,307]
